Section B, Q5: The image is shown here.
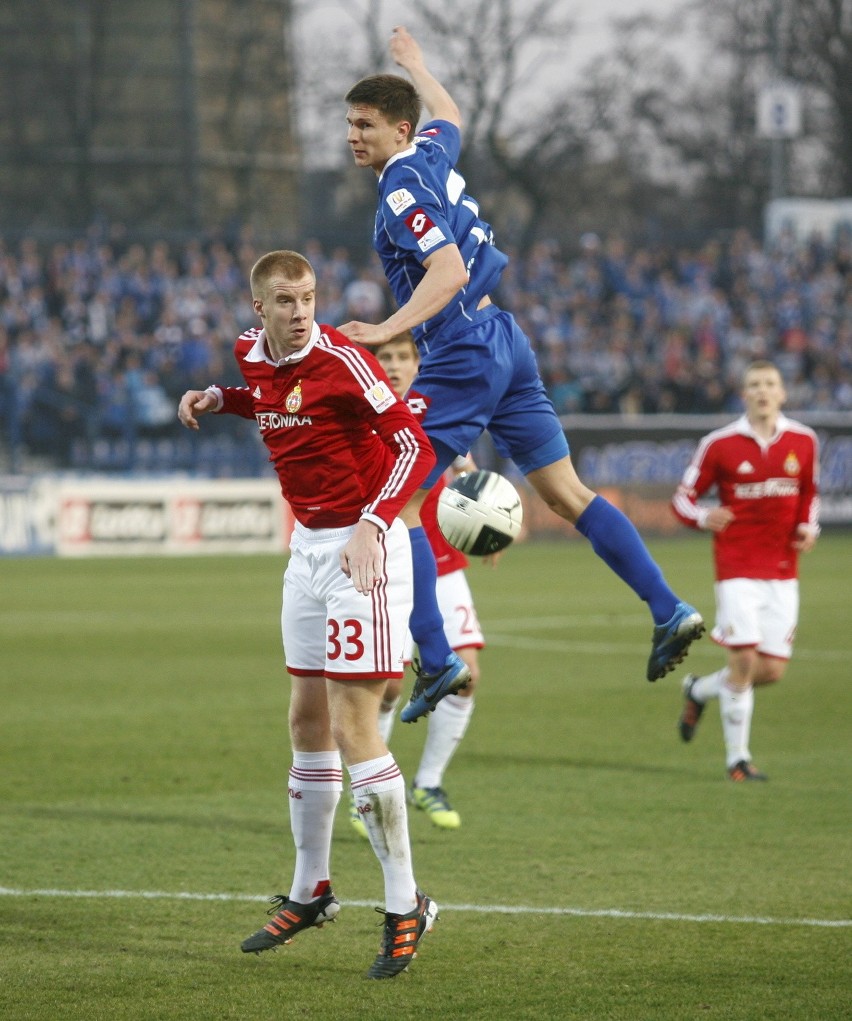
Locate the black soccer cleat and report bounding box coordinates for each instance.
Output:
[728,760,768,782]
[366,889,438,979]
[240,887,340,953]
[678,673,705,742]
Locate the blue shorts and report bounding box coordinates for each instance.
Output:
[415,305,569,485]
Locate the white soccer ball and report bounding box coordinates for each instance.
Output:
[436,470,524,556]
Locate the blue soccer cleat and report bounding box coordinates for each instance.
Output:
[647,601,705,682]
[400,653,470,723]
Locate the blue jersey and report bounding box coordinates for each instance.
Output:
[374,120,508,348]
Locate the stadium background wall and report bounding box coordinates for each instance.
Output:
[1,414,849,556]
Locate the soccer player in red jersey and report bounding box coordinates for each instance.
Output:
[178,250,438,978]
[372,333,484,832]
[671,361,821,781]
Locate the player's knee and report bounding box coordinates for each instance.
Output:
[757,661,787,686]
[289,709,331,749]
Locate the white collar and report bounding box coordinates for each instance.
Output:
[735,412,790,446]
[378,144,417,185]
[244,322,321,365]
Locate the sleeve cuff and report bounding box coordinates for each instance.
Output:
[204,386,224,412]
[360,512,389,532]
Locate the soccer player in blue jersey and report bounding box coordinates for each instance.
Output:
[341,26,704,721]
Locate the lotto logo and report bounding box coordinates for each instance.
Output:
[405,209,434,238]
[406,396,429,415]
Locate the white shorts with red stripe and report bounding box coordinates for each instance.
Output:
[711,577,799,660]
[282,518,412,680]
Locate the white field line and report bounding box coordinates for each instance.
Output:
[483,615,848,661]
[0,887,847,929]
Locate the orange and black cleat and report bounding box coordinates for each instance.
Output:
[241,886,340,953]
[366,889,438,979]
[728,760,768,782]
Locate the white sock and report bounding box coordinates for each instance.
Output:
[287,751,343,902]
[349,753,417,914]
[691,667,728,705]
[414,694,474,789]
[719,682,754,768]
[377,696,399,745]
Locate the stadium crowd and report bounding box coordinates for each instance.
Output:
[1,222,851,471]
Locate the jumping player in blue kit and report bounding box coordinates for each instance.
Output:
[340,26,704,720]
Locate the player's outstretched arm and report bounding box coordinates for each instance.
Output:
[390,25,461,128]
[178,389,218,431]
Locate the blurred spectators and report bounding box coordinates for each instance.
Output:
[1,223,851,473]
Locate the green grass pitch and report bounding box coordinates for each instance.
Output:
[1,534,849,1020]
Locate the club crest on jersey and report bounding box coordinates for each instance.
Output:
[285,381,303,413]
[405,209,445,253]
[386,188,417,216]
[364,379,396,413]
[784,450,800,475]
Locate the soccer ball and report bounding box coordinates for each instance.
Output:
[436,470,524,556]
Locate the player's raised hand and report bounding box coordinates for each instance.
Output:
[389,26,424,71]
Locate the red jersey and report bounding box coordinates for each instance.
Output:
[671,414,820,581]
[211,323,435,529]
[421,475,469,577]
[401,384,469,576]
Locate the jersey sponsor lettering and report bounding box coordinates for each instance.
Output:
[255,411,313,431]
[734,478,800,499]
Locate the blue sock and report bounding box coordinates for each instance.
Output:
[408,526,452,673]
[574,496,678,624]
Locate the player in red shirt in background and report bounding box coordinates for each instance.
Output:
[350,332,484,833]
[178,250,438,978]
[671,361,820,781]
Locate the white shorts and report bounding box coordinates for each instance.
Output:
[711,578,799,660]
[403,568,485,663]
[282,518,413,680]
